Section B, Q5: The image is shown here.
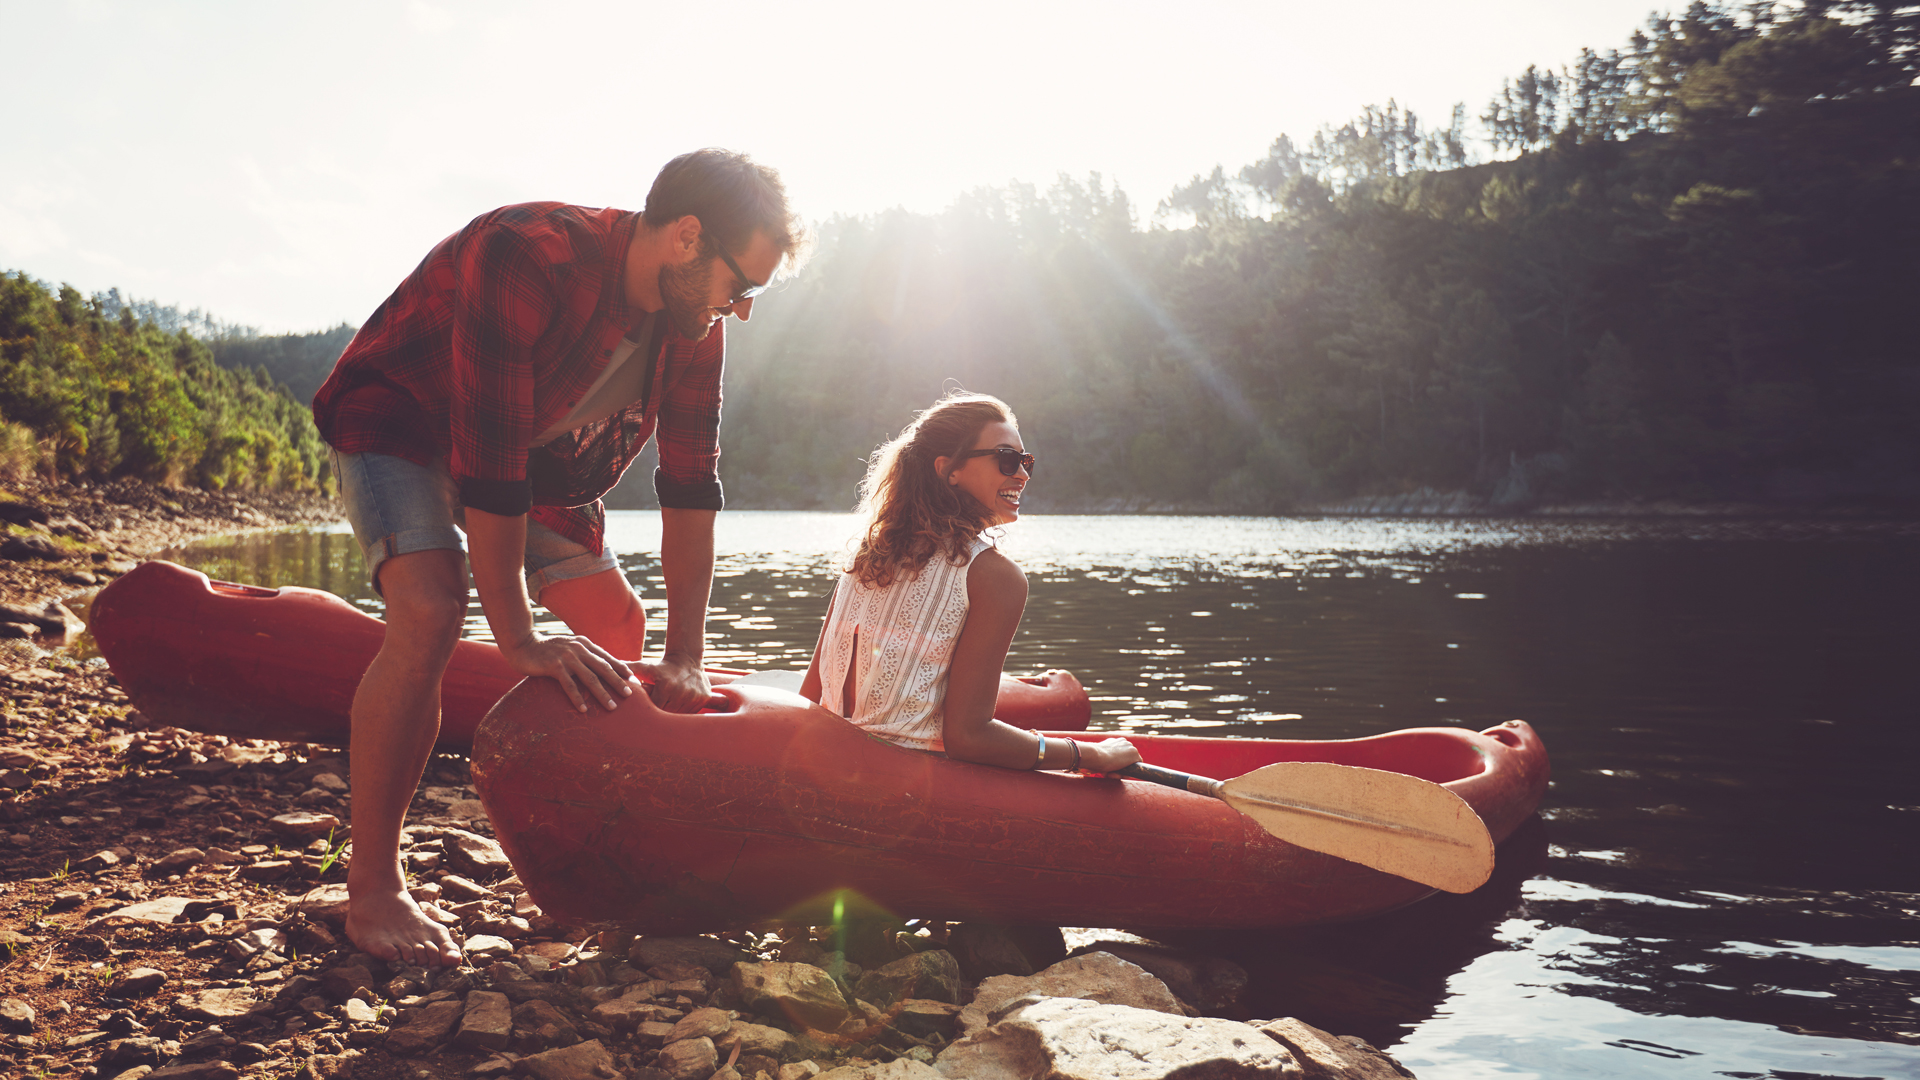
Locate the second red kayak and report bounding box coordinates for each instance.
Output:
[87,560,1092,750]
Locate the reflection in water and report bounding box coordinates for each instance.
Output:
[154,512,1920,1079]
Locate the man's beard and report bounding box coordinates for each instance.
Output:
[658,257,718,341]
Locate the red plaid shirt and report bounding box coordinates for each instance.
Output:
[312,203,724,553]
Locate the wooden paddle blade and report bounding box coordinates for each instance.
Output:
[1220,762,1496,894]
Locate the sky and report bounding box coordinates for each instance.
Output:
[2,0,1672,333]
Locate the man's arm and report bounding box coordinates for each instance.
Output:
[636,506,715,711]
[465,507,638,713]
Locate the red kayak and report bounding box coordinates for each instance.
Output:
[87,560,1091,750]
[472,676,1550,932]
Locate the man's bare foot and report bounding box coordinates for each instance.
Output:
[346,885,464,968]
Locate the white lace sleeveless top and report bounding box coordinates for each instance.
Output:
[817,535,993,751]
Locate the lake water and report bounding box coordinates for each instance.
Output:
[157,511,1920,1080]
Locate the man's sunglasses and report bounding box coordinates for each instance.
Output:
[958,447,1037,477]
[701,220,771,303]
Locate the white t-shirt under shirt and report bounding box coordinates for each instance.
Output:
[531,312,657,447]
[816,535,993,751]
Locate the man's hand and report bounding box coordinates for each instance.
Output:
[500,632,641,714]
[635,651,712,713]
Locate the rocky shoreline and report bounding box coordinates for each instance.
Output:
[0,478,1421,1079]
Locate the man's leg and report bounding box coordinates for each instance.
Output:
[344,548,468,968]
[539,567,647,660]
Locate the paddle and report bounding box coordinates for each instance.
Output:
[1115,760,1496,893]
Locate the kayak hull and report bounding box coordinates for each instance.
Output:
[471,678,1549,932]
[87,560,1089,751]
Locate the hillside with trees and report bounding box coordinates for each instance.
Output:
[0,276,328,491]
[715,1,1919,511]
[5,1,1913,512]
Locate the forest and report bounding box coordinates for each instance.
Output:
[0,276,329,491]
[712,0,1919,511]
[4,1,1915,511]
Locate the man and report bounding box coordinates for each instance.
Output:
[311,149,804,966]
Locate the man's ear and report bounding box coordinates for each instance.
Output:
[671,215,704,259]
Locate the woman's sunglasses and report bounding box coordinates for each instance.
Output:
[958,447,1037,477]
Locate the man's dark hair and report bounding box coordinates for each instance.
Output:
[643,149,806,270]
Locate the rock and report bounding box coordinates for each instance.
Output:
[936,996,1300,1079]
[630,935,755,975]
[523,941,577,964]
[1072,942,1250,1016]
[150,847,207,875]
[494,978,569,1005]
[957,952,1184,1036]
[174,988,261,1021]
[109,968,169,997]
[586,996,650,1033]
[634,1019,679,1048]
[854,950,963,1008]
[444,798,488,820]
[310,772,349,793]
[455,990,513,1051]
[385,998,465,1055]
[656,1036,717,1080]
[1254,1019,1413,1080]
[270,812,342,840]
[817,1062,943,1080]
[946,923,1067,981]
[646,959,716,991]
[717,1021,804,1063]
[98,1034,171,1070]
[78,848,123,872]
[342,999,379,1025]
[440,828,513,879]
[147,1064,241,1080]
[1,997,35,1033]
[0,501,50,526]
[472,915,532,939]
[297,1052,360,1080]
[227,927,289,961]
[239,860,293,882]
[96,895,195,924]
[520,1038,618,1080]
[512,999,579,1046]
[291,883,351,923]
[732,961,851,1032]
[438,874,493,902]
[667,1005,731,1043]
[0,534,66,561]
[889,1000,962,1041]
[777,1064,825,1080]
[321,964,377,999]
[465,934,516,961]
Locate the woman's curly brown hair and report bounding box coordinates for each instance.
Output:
[849,392,1017,589]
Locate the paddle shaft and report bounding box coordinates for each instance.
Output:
[1116,761,1474,844]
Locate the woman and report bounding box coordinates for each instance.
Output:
[799,392,1140,772]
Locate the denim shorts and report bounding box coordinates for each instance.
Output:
[330,449,617,600]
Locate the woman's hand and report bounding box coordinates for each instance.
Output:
[1079,737,1142,773]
